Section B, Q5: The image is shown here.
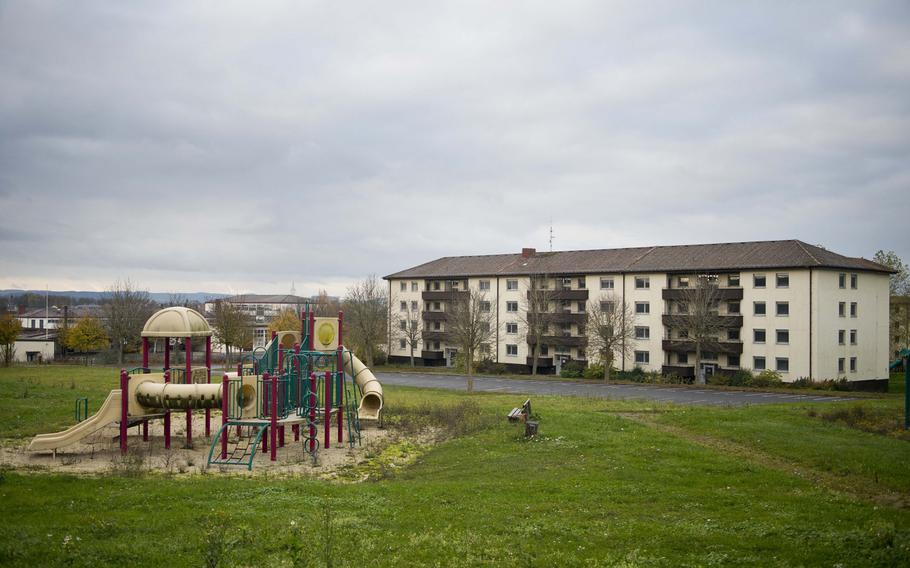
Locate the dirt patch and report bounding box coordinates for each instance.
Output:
[0,412,399,478]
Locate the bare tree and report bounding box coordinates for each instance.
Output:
[104,279,158,365]
[0,313,22,367]
[519,275,555,375]
[392,297,422,366]
[447,289,496,389]
[663,275,727,385]
[210,300,253,366]
[587,294,635,381]
[313,289,341,317]
[343,275,388,366]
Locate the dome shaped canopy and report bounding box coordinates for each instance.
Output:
[141,307,212,338]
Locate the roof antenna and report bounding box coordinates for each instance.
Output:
[290,280,296,295]
[548,219,554,252]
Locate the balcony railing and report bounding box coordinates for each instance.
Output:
[528,312,587,324]
[422,290,469,301]
[662,314,743,328]
[661,339,743,355]
[662,288,743,301]
[528,335,588,347]
[527,289,589,301]
[421,311,449,321]
[421,350,445,360]
[421,331,449,342]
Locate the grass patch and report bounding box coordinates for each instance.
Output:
[2,369,910,565]
[810,403,910,441]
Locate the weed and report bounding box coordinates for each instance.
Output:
[109,452,146,478]
[812,404,910,440]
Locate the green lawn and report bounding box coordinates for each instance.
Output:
[1,365,909,566]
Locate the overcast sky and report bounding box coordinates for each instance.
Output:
[1,1,908,297]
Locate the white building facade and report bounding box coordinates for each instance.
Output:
[384,241,892,388]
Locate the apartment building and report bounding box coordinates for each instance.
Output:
[384,240,892,388]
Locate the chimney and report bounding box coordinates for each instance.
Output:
[17,304,25,316]
[521,247,536,258]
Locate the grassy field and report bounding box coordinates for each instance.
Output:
[1,365,909,566]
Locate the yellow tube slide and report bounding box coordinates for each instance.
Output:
[342,349,383,420]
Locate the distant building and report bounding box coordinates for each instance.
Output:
[16,304,104,331]
[204,294,310,347]
[13,329,59,363]
[385,240,892,388]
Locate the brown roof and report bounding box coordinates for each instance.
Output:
[385,240,893,279]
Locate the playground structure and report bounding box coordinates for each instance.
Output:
[27,305,384,470]
[890,348,910,372]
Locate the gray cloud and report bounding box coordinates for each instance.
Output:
[1,1,908,295]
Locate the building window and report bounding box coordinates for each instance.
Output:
[728,274,740,287]
[411,301,418,311]
[433,322,441,331]
[849,329,857,345]
[838,358,845,373]
[400,301,407,312]
[849,357,857,372]
[754,302,766,316]
[728,301,740,314]
[635,326,650,339]
[506,301,518,312]
[634,351,650,364]
[506,344,518,356]
[578,277,586,289]
[838,273,846,288]
[850,274,858,289]
[678,352,688,364]
[678,329,689,339]
[678,276,690,288]
[703,351,717,361]
[727,354,740,367]
[30,319,36,328]
[433,281,441,291]
[600,277,614,290]
[850,302,857,318]
[480,322,491,333]
[433,302,441,310]
[479,301,491,312]
[433,341,440,350]
[776,273,789,288]
[479,280,490,291]
[776,358,789,373]
[540,345,549,356]
[838,302,846,317]
[399,339,406,349]
[754,274,766,288]
[400,282,407,292]
[600,301,615,314]
[506,322,518,334]
[576,301,585,312]
[506,279,518,291]
[776,302,789,316]
[676,302,689,314]
[838,330,845,345]
[776,329,789,344]
[754,329,766,343]
[728,329,740,341]
[754,356,766,370]
[411,281,418,292]
[635,277,650,289]
[399,320,407,330]
[635,302,650,314]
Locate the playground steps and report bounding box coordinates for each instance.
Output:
[207,421,268,471]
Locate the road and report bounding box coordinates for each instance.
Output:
[374,372,854,406]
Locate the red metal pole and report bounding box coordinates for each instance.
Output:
[309,372,316,453]
[293,342,301,442]
[221,373,229,459]
[141,337,149,372]
[235,362,242,438]
[308,311,315,350]
[262,371,270,454]
[164,338,170,371]
[205,336,212,437]
[337,310,344,345]
[270,373,278,461]
[119,369,129,454]
[164,370,171,450]
[337,346,343,443]
[324,370,331,449]
[142,419,148,441]
[185,336,192,447]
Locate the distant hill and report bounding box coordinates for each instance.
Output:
[0,289,228,305]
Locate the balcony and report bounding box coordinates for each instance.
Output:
[528,335,588,347]
[527,289,589,301]
[662,314,743,328]
[661,288,743,301]
[528,312,587,324]
[422,311,448,322]
[421,350,445,360]
[421,331,449,342]
[422,290,469,301]
[661,339,743,355]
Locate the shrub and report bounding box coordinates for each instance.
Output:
[752,370,783,388]
[559,360,587,378]
[476,358,508,375]
[583,363,605,380]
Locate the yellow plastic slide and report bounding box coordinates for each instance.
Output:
[27,390,123,452]
[342,349,384,420]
